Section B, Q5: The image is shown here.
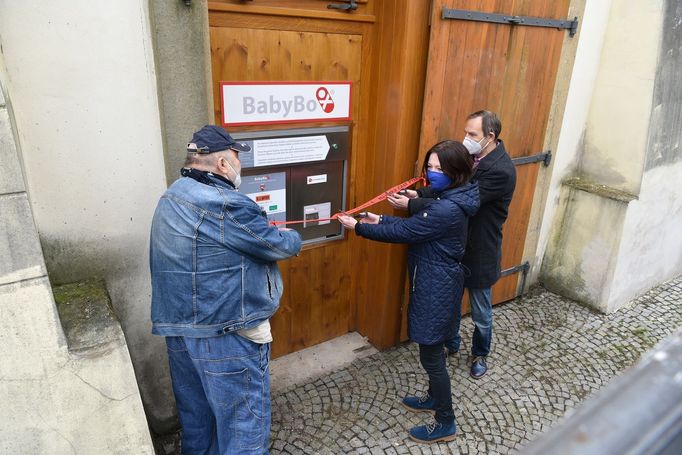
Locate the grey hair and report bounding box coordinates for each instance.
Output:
[183,150,230,169]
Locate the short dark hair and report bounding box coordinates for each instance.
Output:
[467,110,502,139]
[422,140,474,189]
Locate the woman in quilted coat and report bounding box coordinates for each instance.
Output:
[338,140,479,444]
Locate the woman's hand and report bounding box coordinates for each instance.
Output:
[387,190,416,210]
[338,212,380,229]
[360,212,381,224]
[337,214,358,230]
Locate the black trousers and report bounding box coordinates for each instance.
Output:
[419,343,455,425]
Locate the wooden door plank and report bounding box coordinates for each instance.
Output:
[354,0,432,349]
[418,0,455,155]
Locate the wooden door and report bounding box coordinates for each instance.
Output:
[209,9,366,358]
[418,0,572,311]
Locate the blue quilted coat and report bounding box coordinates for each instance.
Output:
[356,182,479,345]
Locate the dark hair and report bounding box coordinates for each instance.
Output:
[422,140,474,189]
[467,110,502,139]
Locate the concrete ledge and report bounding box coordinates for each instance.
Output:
[54,279,123,354]
[0,277,68,380]
[0,278,154,453]
[0,108,25,194]
[271,332,378,395]
[563,177,638,203]
[1,341,155,454]
[0,194,46,286]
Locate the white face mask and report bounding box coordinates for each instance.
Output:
[225,159,241,188]
[463,136,492,155]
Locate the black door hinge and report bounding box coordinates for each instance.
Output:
[500,261,531,296]
[512,151,552,167]
[442,8,579,37]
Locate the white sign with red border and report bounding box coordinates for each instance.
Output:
[221,82,352,126]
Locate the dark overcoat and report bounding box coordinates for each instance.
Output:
[356,182,479,345]
[462,141,516,288]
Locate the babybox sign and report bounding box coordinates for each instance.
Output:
[221,82,351,126]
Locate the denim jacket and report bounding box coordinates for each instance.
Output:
[150,172,301,338]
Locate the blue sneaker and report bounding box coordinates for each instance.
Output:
[470,356,487,379]
[409,420,457,443]
[401,393,436,413]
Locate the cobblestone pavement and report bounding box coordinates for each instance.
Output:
[151,277,682,454]
[269,276,682,454]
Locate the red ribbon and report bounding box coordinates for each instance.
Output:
[269,176,425,226]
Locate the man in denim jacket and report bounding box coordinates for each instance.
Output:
[150,125,301,454]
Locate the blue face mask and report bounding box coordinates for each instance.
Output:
[426,170,452,191]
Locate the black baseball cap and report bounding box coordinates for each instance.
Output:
[187,125,251,153]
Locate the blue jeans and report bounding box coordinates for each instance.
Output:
[166,335,271,455]
[445,287,492,357]
[419,343,455,425]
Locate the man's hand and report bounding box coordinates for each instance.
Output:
[387,189,417,210]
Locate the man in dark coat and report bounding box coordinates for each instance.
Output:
[390,110,516,379]
[456,110,516,378]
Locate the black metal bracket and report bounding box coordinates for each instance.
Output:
[512,150,552,167]
[442,8,579,37]
[501,261,531,296]
[500,261,530,278]
[328,0,358,12]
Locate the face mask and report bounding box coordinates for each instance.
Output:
[463,136,491,155]
[225,159,241,188]
[426,170,452,191]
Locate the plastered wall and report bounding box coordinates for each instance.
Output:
[0,0,175,431]
[608,0,682,309]
[530,0,613,285]
[539,0,681,312]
